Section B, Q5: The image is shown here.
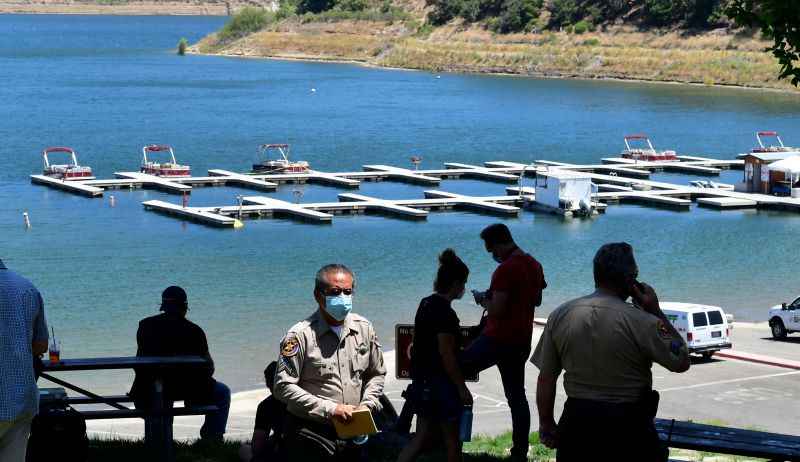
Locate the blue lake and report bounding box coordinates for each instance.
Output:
[2,14,800,392]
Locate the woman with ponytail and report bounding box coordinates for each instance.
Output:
[398,249,472,462]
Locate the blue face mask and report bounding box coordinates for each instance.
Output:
[325,294,353,321]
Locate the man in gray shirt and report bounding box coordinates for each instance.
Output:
[0,259,48,461]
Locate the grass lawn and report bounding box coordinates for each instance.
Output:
[86,431,764,461]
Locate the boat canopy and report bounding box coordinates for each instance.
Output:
[42,146,79,168]
[144,144,174,152]
[260,144,289,149]
[756,131,784,149]
[44,146,77,154]
[624,134,649,140]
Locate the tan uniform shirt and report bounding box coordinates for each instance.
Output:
[274,310,386,424]
[531,290,689,403]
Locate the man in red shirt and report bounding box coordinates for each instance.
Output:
[463,223,547,461]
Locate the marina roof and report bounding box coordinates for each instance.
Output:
[768,156,800,174]
[538,170,593,180]
[745,152,800,162]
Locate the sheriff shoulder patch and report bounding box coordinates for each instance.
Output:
[281,336,300,358]
[657,320,672,340]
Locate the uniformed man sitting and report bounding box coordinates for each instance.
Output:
[531,242,690,462]
[274,263,386,461]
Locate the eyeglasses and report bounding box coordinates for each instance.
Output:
[323,287,353,296]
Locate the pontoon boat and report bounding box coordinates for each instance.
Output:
[140,145,191,177]
[42,147,94,180]
[621,134,678,162]
[252,144,310,174]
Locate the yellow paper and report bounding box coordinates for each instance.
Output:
[332,408,378,439]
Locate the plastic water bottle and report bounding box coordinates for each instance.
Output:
[459,405,473,442]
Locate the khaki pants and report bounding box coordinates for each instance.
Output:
[0,415,33,462]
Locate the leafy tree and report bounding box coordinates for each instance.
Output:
[493,0,542,33]
[297,0,335,14]
[547,0,580,27]
[427,0,461,25]
[728,0,800,85]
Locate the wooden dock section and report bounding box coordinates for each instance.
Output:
[246,170,362,188]
[697,197,759,209]
[206,170,279,191]
[113,172,194,194]
[30,175,104,197]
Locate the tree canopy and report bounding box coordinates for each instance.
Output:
[727,0,800,86]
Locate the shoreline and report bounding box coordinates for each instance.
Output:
[193,48,800,96]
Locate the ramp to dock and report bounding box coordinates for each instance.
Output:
[143,200,237,227]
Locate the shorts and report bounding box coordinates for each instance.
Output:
[410,377,462,422]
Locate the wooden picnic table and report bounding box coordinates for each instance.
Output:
[40,356,212,462]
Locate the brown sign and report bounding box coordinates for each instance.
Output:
[395,324,479,382]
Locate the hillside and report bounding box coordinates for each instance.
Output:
[193,3,796,91]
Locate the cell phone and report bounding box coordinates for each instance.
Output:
[471,290,483,304]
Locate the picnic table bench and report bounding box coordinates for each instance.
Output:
[657,418,800,461]
[40,356,216,462]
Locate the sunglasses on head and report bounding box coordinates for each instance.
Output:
[323,287,353,296]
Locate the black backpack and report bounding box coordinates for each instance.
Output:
[26,406,88,462]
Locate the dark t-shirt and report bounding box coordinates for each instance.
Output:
[484,253,547,346]
[130,312,215,402]
[411,294,460,380]
[254,395,286,437]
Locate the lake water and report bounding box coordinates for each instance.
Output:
[2,14,800,393]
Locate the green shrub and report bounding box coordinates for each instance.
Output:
[573,19,590,34]
[176,37,188,55]
[217,7,274,43]
[581,37,600,46]
[335,0,368,12]
[276,0,298,19]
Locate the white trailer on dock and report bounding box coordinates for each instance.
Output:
[530,170,597,217]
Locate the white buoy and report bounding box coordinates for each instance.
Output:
[435,75,441,79]
[109,195,116,207]
[23,212,31,229]
[311,88,317,93]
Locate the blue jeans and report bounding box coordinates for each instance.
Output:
[194,380,231,440]
[139,380,231,441]
[460,335,530,458]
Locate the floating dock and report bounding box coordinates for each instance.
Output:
[142,190,528,227]
[33,155,800,229]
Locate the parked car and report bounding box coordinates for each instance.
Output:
[662,302,732,360]
[768,296,800,339]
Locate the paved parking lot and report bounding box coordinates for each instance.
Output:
[86,322,800,441]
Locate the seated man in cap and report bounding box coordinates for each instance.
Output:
[130,286,231,442]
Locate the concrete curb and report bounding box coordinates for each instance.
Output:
[715,350,800,370]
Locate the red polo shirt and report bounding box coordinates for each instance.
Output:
[484,252,547,346]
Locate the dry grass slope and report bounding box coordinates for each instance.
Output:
[195,21,797,91]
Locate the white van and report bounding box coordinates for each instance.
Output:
[661,302,732,360]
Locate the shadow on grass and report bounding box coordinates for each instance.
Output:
[88,431,556,462]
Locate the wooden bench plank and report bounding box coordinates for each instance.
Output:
[656,419,800,460]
